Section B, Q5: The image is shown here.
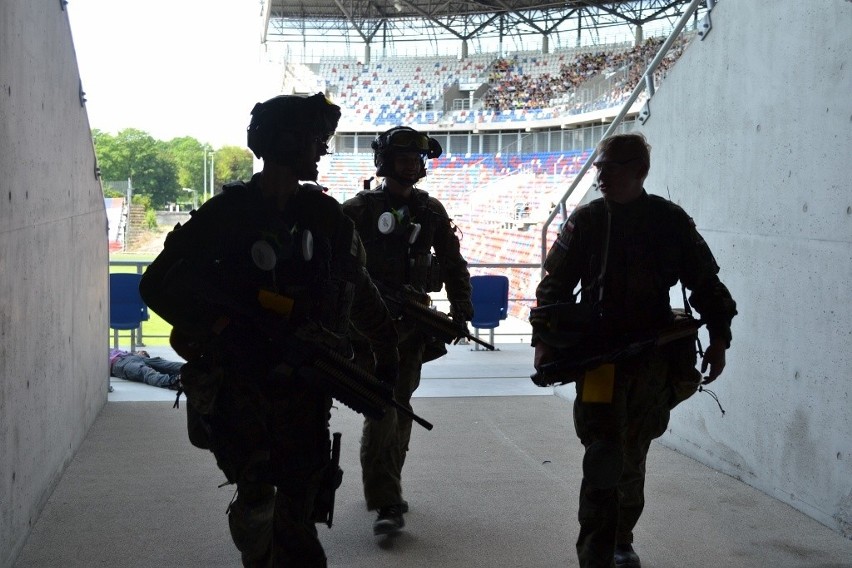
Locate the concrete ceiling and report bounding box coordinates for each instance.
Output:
[263,0,706,45]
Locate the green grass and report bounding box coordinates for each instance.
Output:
[109,253,172,347]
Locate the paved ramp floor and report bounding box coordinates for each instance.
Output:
[15,345,852,567]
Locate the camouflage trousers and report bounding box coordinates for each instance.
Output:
[209,370,333,568]
[572,351,672,568]
[356,327,426,510]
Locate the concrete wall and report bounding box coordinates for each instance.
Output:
[558,0,852,537]
[0,1,108,565]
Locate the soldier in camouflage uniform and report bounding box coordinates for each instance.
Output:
[533,133,737,568]
[341,126,473,535]
[140,93,399,568]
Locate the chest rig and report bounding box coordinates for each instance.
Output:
[357,188,439,292]
[220,181,356,338]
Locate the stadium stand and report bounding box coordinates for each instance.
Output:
[322,150,581,318]
[311,34,692,129]
[307,35,690,319]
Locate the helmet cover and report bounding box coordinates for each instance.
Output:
[247,92,341,161]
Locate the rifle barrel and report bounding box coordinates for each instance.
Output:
[464,333,495,351]
[392,400,434,430]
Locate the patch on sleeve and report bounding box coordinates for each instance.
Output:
[555,220,575,251]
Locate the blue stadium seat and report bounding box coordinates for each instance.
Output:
[109,273,149,352]
[469,275,509,351]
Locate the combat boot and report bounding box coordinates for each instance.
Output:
[373,504,405,535]
[614,543,640,568]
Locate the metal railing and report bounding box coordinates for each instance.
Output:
[539,0,712,276]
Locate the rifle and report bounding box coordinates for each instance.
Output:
[278,323,434,430]
[151,258,434,431]
[531,310,703,386]
[378,283,495,351]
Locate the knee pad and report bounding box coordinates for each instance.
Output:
[582,440,623,489]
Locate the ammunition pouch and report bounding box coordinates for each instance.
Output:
[421,334,448,363]
[664,309,702,409]
[180,357,224,449]
[426,254,442,293]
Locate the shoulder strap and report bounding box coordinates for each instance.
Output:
[595,205,612,306]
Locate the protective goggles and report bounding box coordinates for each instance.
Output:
[387,129,431,151]
[383,128,442,159]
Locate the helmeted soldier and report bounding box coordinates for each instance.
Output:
[341,125,473,535]
[532,133,737,568]
[140,93,399,567]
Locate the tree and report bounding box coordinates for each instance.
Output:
[92,129,253,207]
[165,136,206,194]
[214,146,255,190]
[93,128,180,208]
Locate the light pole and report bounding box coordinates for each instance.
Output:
[202,145,215,202]
[181,188,198,210]
[202,148,208,202]
[209,149,215,198]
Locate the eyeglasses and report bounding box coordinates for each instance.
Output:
[312,133,332,146]
[591,156,643,173]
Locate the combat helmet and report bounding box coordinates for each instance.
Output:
[247,92,341,164]
[371,126,442,183]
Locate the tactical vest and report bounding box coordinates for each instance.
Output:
[227,180,359,338]
[147,178,358,342]
[351,188,441,293]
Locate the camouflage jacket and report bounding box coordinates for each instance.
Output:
[535,191,737,347]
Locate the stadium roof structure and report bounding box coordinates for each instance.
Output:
[263,0,708,57]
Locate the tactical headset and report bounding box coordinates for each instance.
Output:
[247,92,341,164]
[372,126,442,180]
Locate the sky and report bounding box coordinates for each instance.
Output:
[68,0,282,149]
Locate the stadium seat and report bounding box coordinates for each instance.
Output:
[109,273,149,352]
[469,274,509,351]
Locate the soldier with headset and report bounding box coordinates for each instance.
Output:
[341,126,473,535]
[140,93,399,567]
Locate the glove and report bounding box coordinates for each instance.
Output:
[450,304,473,324]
